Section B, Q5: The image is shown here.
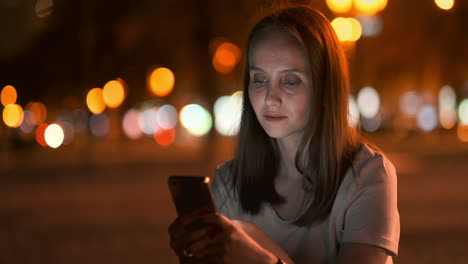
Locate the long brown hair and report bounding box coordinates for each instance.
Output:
[232,5,363,225]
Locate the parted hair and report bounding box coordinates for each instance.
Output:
[231,5,366,225]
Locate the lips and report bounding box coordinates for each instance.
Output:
[264,112,287,121]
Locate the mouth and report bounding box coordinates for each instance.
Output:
[264,113,287,121]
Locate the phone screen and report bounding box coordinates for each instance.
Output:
[168,176,216,216]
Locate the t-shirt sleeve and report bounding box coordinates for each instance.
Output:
[342,154,400,256]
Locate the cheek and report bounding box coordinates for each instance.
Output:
[248,90,263,113]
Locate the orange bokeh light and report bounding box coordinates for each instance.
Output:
[212,42,241,74]
[35,123,48,146]
[148,67,175,97]
[457,124,468,143]
[103,79,126,108]
[154,126,175,146]
[1,85,17,106]
[26,102,47,125]
[3,104,24,127]
[86,88,106,114]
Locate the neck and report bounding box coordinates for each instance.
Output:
[276,134,302,181]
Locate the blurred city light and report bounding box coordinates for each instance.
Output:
[103,79,126,108]
[400,91,423,117]
[331,17,352,42]
[348,95,360,128]
[434,0,454,10]
[354,0,387,15]
[1,85,17,106]
[439,85,457,109]
[361,113,381,132]
[122,109,143,140]
[72,109,88,132]
[439,108,457,129]
[213,42,242,74]
[44,124,64,148]
[148,67,175,97]
[154,126,176,146]
[156,104,178,130]
[86,88,106,114]
[35,123,48,146]
[457,124,468,142]
[357,86,380,118]
[458,99,468,125]
[26,102,47,125]
[20,110,35,133]
[417,105,438,132]
[180,104,213,136]
[59,121,75,145]
[347,17,362,41]
[89,113,110,137]
[35,0,53,18]
[326,0,352,13]
[356,14,383,37]
[214,91,243,136]
[3,104,24,128]
[139,108,159,136]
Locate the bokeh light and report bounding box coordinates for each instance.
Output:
[331,17,352,42]
[103,79,125,108]
[212,42,242,74]
[44,124,64,148]
[156,104,178,129]
[400,91,423,117]
[86,88,106,114]
[417,105,438,132]
[139,108,159,136]
[59,121,75,145]
[348,95,360,128]
[1,85,17,106]
[347,18,362,41]
[89,113,110,137]
[354,0,387,15]
[357,86,380,118]
[3,104,24,128]
[361,114,381,132]
[439,85,456,109]
[356,14,383,37]
[326,0,352,13]
[457,124,468,142]
[439,108,457,129]
[458,99,468,125]
[148,67,175,97]
[35,123,48,146]
[122,109,143,140]
[180,104,213,136]
[214,92,243,136]
[19,110,35,133]
[26,102,47,125]
[154,126,176,146]
[434,0,454,10]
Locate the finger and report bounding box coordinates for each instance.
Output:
[187,229,227,260]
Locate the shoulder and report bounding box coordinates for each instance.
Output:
[213,159,235,186]
[350,143,397,187]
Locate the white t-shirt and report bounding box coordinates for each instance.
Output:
[211,144,400,264]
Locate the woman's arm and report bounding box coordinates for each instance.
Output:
[232,220,295,264]
[336,243,390,264]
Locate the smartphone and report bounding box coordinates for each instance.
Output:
[168,175,216,216]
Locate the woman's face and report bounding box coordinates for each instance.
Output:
[248,28,312,141]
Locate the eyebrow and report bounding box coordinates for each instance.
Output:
[249,66,305,74]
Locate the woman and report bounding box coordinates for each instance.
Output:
[169,5,400,264]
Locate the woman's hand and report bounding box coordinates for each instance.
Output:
[168,210,278,264]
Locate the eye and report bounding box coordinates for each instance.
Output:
[250,73,268,87]
[283,75,301,87]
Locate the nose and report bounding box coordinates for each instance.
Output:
[265,83,282,107]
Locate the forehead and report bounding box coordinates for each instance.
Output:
[248,27,309,70]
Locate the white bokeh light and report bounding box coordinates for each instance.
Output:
[400,91,423,117]
[123,109,143,140]
[214,91,243,136]
[156,104,178,129]
[357,86,380,118]
[44,124,64,148]
[180,104,213,136]
[139,108,159,136]
[348,95,360,128]
[417,105,438,132]
[458,99,468,125]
